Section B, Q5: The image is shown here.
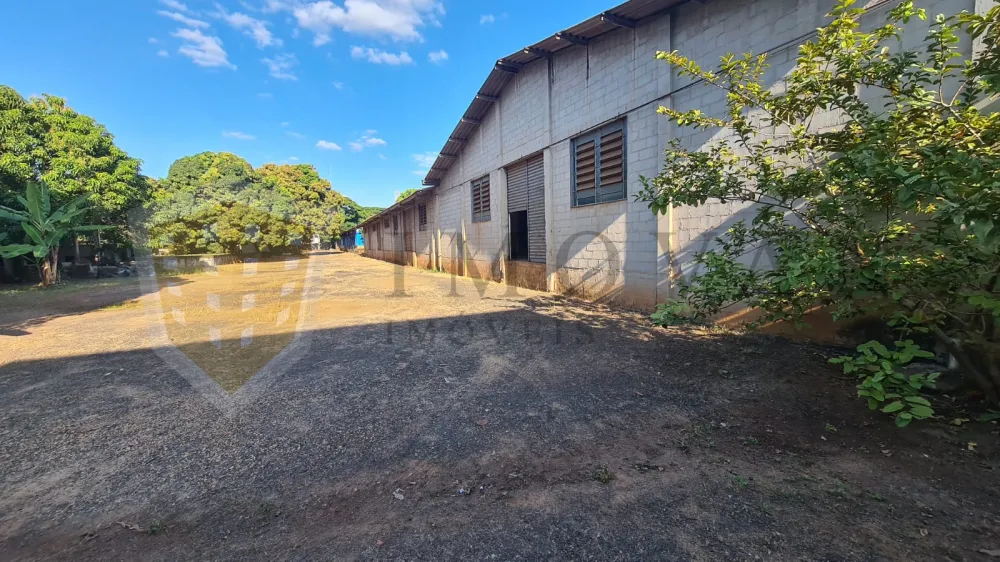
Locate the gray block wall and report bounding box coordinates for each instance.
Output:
[377,0,978,310]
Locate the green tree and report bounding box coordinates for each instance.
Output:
[0,86,148,258]
[0,182,108,286]
[149,155,352,254]
[259,163,342,243]
[638,1,1000,415]
[396,188,421,203]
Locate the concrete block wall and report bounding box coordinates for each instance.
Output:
[413,197,436,269]
[362,0,978,311]
[500,61,549,163]
[435,182,466,275]
[434,98,507,282]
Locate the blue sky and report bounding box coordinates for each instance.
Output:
[1,0,616,207]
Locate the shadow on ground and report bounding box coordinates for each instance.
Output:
[0,277,178,336]
[1,301,998,561]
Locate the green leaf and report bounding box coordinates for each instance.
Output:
[0,244,41,259]
[20,222,44,245]
[908,405,934,418]
[24,182,43,223]
[882,401,905,413]
[904,396,931,406]
[0,206,29,223]
[71,225,114,232]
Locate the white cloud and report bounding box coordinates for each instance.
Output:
[262,0,294,13]
[293,0,445,44]
[427,49,447,64]
[262,54,298,79]
[350,46,413,65]
[160,0,191,12]
[257,92,273,99]
[280,121,290,126]
[157,49,170,57]
[378,154,388,160]
[223,131,256,140]
[349,132,387,151]
[289,156,299,161]
[173,29,236,69]
[412,151,438,174]
[158,10,210,28]
[148,37,160,44]
[333,81,344,89]
[479,14,494,25]
[286,131,305,139]
[218,9,282,48]
[412,151,437,170]
[316,140,343,150]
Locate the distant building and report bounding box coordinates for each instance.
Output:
[339,228,364,251]
[358,0,973,309]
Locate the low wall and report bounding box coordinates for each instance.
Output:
[467,259,501,283]
[415,253,434,270]
[153,254,241,274]
[505,260,546,292]
[440,256,463,276]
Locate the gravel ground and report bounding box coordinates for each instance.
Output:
[1,252,998,561]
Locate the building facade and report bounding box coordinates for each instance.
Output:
[359,0,973,310]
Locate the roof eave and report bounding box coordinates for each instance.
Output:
[420,0,684,188]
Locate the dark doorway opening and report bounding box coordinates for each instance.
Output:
[509,211,529,261]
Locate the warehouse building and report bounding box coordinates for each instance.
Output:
[359,0,969,309]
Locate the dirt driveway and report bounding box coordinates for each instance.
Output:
[1,251,998,560]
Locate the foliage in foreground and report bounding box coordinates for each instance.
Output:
[0,182,107,286]
[639,0,1000,417]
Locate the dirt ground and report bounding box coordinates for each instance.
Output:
[1,251,998,561]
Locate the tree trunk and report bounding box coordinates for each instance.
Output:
[40,247,59,287]
[74,235,81,265]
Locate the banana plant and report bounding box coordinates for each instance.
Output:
[0,182,108,286]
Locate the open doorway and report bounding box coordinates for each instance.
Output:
[509,210,528,261]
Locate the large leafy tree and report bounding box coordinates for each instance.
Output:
[148,154,374,254]
[638,1,1000,417]
[0,85,148,259]
[259,163,342,243]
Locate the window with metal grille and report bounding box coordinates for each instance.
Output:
[418,204,428,231]
[572,120,626,206]
[471,175,491,222]
[392,214,399,234]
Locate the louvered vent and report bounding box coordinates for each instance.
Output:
[471,175,491,222]
[574,140,597,205]
[572,121,626,206]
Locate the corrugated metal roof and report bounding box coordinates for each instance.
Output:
[420,0,684,188]
[356,188,433,230]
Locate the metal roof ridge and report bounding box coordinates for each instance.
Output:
[356,187,433,228]
[419,0,682,188]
